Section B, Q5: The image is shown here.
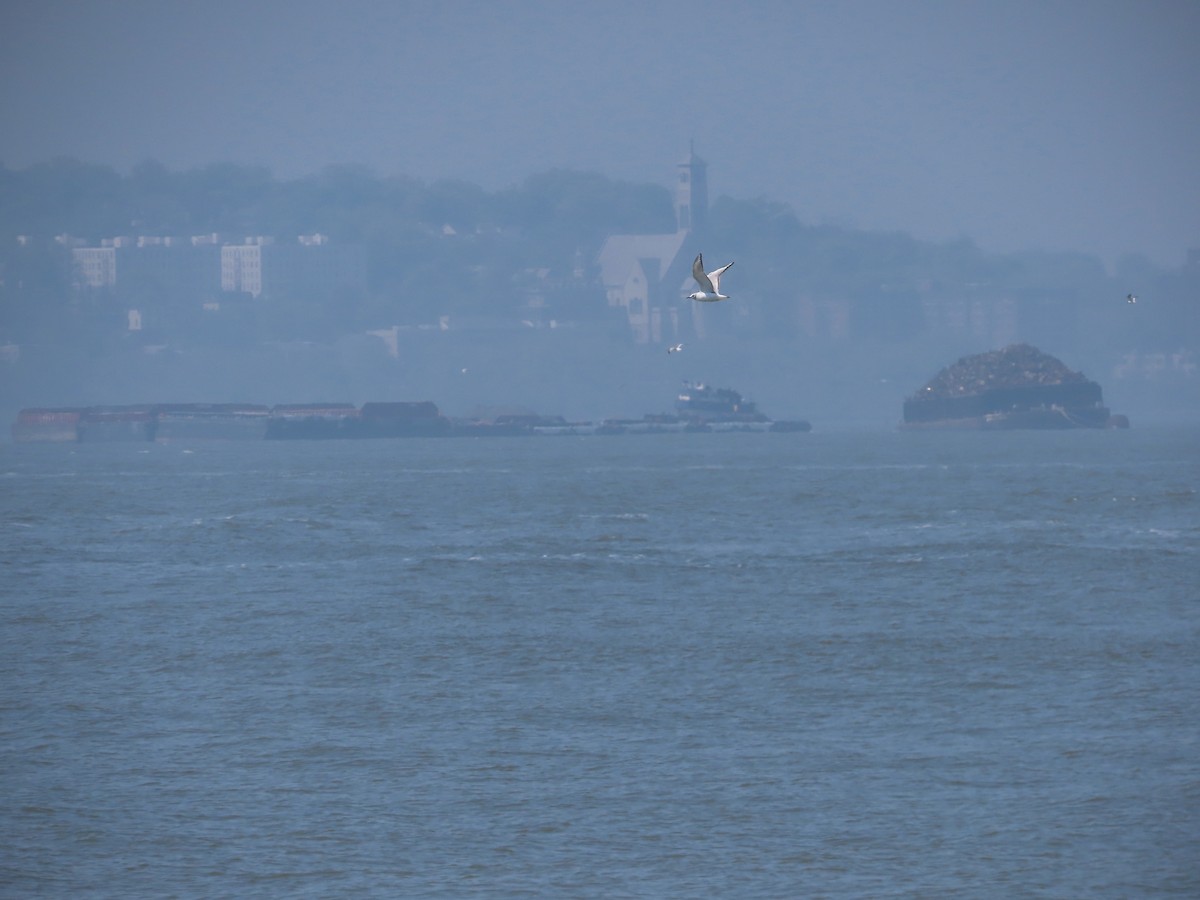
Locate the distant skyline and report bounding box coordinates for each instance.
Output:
[2,0,1198,268]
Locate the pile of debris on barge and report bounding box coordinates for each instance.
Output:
[901,344,1129,430]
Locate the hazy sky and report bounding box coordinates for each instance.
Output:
[2,0,1197,267]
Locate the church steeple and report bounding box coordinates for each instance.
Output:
[675,141,708,233]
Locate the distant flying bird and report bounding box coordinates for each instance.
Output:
[687,253,734,302]
[667,343,684,354]
[1126,293,1137,304]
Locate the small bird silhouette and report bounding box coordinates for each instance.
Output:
[667,343,684,354]
[1126,293,1137,304]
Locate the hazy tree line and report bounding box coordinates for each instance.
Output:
[0,158,1195,354]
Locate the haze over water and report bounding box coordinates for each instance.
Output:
[3,1,1198,266]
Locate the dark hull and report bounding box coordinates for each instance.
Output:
[267,417,454,439]
[78,420,156,442]
[12,423,79,443]
[348,418,453,438]
[77,407,158,442]
[155,419,270,441]
[265,418,358,440]
[902,383,1118,430]
[900,406,1115,430]
[769,419,813,433]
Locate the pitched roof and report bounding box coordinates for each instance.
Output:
[597,231,689,288]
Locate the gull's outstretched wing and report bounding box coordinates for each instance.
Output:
[707,261,734,293]
[692,253,715,293]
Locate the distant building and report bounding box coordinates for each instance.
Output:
[73,236,220,295]
[70,233,365,301]
[73,247,118,288]
[597,146,709,343]
[674,144,707,233]
[220,238,272,296]
[221,235,365,298]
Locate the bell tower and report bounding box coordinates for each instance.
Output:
[675,141,708,233]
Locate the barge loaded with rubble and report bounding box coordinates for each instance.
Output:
[901,344,1128,430]
[10,383,812,442]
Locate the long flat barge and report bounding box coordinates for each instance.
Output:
[11,394,811,443]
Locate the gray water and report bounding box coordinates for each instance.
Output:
[2,429,1197,897]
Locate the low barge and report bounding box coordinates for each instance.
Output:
[10,384,812,442]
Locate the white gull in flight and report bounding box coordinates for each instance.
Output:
[687,253,734,302]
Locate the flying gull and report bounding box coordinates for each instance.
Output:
[1126,293,1137,304]
[667,343,684,354]
[687,253,734,302]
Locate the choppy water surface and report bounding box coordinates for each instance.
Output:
[2,428,1197,897]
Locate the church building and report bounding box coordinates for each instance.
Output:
[597,146,711,343]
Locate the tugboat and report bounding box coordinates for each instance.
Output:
[675,382,811,432]
[676,382,767,423]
